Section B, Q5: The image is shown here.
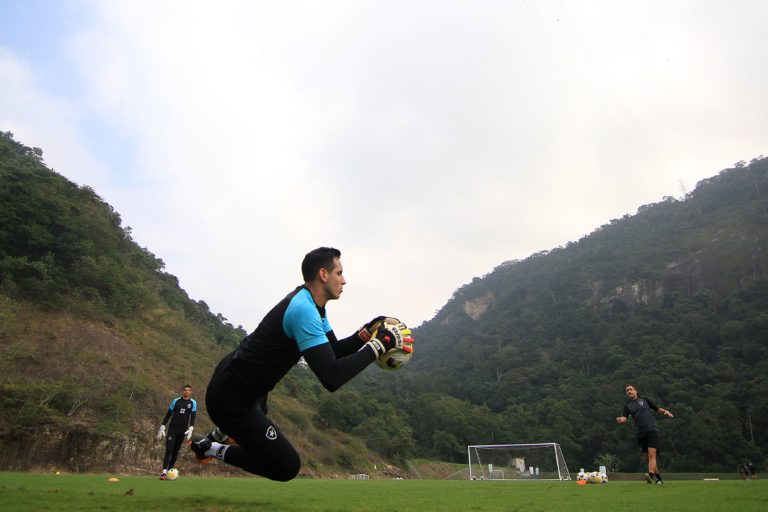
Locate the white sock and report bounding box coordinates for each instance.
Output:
[162,469,167,474]
[206,441,229,460]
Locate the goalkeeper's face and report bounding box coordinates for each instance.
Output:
[322,258,346,301]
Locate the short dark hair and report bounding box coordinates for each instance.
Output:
[302,247,341,282]
[183,384,192,389]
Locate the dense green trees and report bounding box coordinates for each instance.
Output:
[353,156,768,472]
[2,130,766,473]
[0,131,248,448]
[0,131,245,345]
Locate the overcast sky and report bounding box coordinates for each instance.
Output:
[1,0,766,335]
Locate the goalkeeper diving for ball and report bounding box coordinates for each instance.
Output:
[191,247,414,481]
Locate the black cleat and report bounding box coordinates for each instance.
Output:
[190,437,213,463]
[644,474,653,484]
[206,428,237,445]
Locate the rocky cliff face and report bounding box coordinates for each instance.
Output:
[0,422,241,476]
[0,422,404,478]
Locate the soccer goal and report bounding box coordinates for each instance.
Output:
[467,443,571,481]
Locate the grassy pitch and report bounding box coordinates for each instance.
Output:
[1,472,766,512]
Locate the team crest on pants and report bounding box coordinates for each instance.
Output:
[266,426,277,440]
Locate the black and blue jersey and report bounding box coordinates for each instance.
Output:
[204,284,378,482]
[221,285,372,401]
[162,396,197,433]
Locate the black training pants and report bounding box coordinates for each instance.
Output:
[163,429,186,470]
[205,353,301,481]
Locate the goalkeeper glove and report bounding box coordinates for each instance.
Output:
[156,425,166,441]
[365,321,414,358]
[184,426,194,441]
[357,316,386,342]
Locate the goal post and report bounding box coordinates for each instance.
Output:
[467,443,571,481]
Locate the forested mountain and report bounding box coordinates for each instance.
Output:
[353,155,768,472]
[2,129,766,476]
[0,132,399,476]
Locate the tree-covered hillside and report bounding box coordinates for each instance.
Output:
[0,132,401,476]
[3,128,766,476]
[350,156,768,473]
[0,131,244,343]
[0,132,238,469]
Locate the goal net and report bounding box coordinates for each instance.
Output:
[467,443,571,481]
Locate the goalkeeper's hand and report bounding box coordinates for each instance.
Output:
[184,426,194,441]
[357,316,386,342]
[156,425,166,441]
[365,321,414,358]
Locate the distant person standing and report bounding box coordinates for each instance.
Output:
[156,384,197,480]
[739,462,749,480]
[616,384,673,484]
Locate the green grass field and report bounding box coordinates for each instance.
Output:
[1,472,766,512]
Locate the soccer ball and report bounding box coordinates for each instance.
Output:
[586,471,605,484]
[376,347,412,371]
[167,468,179,481]
[373,318,412,371]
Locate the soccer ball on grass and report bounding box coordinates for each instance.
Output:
[166,468,179,481]
[586,471,606,484]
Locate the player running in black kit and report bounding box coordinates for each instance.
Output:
[190,247,414,481]
[156,384,197,480]
[616,384,673,484]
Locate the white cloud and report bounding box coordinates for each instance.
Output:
[0,48,109,188]
[2,0,767,335]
